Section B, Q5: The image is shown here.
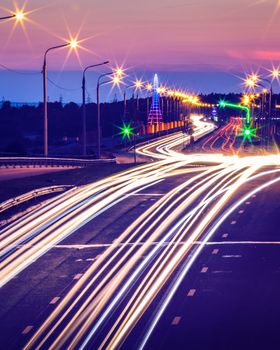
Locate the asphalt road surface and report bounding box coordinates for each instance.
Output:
[0,116,280,350]
[0,167,76,182]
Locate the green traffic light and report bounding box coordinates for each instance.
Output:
[118,122,134,140]
[241,124,256,142]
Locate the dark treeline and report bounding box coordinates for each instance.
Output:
[0,97,148,156]
[1,93,280,156]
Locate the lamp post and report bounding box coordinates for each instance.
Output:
[82,61,109,157]
[97,71,123,159]
[0,15,15,20]
[120,122,136,163]
[146,83,153,117]
[123,84,134,121]
[246,74,273,118]
[123,80,143,121]
[43,43,72,157]
[262,78,273,118]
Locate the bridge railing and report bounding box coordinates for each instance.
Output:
[0,185,74,213]
[0,156,115,168]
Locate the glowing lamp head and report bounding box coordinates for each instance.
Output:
[244,129,251,136]
[112,75,121,85]
[14,11,24,21]
[68,39,79,49]
[168,90,174,96]
[219,100,226,108]
[245,78,256,88]
[146,83,153,91]
[242,95,250,106]
[272,69,280,78]
[134,79,143,89]
[114,67,124,77]
[250,74,259,82]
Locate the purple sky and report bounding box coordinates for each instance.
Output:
[0,0,280,102]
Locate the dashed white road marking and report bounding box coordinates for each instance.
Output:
[252,194,257,198]
[73,273,83,280]
[187,289,196,297]
[222,233,229,238]
[212,248,219,255]
[222,255,242,258]
[231,220,237,225]
[212,270,232,274]
[238,210,244,214]
[22,326,33,335]
[50,297,60,305]
[75,259,83,262]
[201,267,208,273]
[171,316,181,326]
[245,201,251,205]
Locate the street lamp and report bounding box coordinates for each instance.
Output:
[123,79,143,120]
[0,11,25,21]
[43,41,78,157]
[96,70,123,159]
[82,61,109,157]
[146,83,153,116]
[134,79,143,111]
[246,73,273,117]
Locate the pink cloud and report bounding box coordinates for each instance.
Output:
[255,51,280,60]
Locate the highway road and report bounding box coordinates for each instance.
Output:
[0,116,280,350]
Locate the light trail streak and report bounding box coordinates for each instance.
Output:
[138,172,280,350]
[203,117,242,154]
[25,157,280,349]
[1,114,277,350]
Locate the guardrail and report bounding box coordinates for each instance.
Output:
[0,185,74,213]
[0,156,116,168]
